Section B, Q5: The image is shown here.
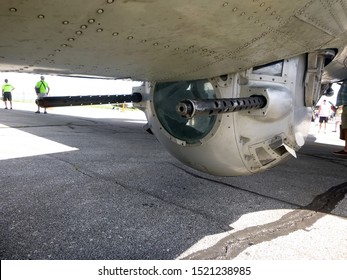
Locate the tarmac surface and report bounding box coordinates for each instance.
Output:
[0,102,346,260]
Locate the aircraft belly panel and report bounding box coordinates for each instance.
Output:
[0,0,347,80]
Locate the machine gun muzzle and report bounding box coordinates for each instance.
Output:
[177,95,267,118]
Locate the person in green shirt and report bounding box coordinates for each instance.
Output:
[35,76,50,114]
[2,79,15,109]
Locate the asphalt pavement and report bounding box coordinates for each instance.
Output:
[0,102,346,260]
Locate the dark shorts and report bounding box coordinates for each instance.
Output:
[319,116,328,123]
[3,92,12,101]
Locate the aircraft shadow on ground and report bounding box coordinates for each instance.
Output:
[0,110,346,259]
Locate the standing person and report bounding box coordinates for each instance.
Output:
[35,76,50,114]
[333,105,343,132]
[2,79,15,109]
[333,80,347,156]
[317,99,331,133]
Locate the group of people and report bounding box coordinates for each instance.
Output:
[316,81,347,156]
[2,76,50,113]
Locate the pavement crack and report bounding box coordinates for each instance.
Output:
[72,166,94,178]
[93,174,233,232]
[304,181,347,214]
[183,181,347,260]
[170,163,301,208]
[47,155,94,178]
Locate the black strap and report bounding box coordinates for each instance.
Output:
[40,81,46,90]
